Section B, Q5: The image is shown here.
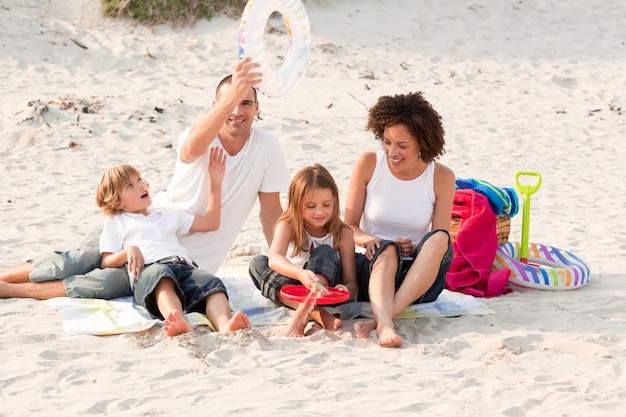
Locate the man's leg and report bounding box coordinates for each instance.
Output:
[0,280,67,299]
[0,262,33,283]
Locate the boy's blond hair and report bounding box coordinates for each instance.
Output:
[95,164,142,217]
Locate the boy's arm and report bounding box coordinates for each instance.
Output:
[190,147,226,233]
[101,246,144,279]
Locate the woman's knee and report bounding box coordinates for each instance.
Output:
[425,230,451,253]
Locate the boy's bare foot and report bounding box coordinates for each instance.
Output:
[163,309,195,337]
[354,319,376,338]
[377,324,403,348]
[221,310,250,333]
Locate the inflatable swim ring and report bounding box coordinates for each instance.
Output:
[238,0,311,97]
[492,241,591,290]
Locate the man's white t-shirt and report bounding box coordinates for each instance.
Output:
[156,126,289,273]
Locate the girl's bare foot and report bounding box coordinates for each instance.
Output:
[163,309,195,337]
[314,307,341,331]
[284,302,313,337]
[377,324,403,348]
[221,310,250,333]
[284,318,307,337]
[354,319,376,338]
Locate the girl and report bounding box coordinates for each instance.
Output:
[249,164,358,337]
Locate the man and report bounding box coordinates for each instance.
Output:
[0,58,288,300]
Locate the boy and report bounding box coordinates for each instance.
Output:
[96,148,249,337]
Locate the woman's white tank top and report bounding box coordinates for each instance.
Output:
[360,150,435,244]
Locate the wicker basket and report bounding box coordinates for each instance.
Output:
[449,214,510,244]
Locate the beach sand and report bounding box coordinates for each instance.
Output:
[1,0,625,415]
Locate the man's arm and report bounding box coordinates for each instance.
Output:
[258,191,283,247]
[179,59,261,163]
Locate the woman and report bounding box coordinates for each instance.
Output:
[344,91,455,348]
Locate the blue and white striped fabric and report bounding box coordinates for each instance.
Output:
[455,177,519,217]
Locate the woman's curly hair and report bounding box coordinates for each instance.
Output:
[366,91,445,162]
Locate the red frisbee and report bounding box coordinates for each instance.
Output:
[280,285,349,305]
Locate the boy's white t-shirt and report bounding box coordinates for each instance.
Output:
[99,206,195,268]
[155,126,289,273]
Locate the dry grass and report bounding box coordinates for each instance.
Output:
[100,0,249,26]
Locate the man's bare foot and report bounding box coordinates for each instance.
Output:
[221,310,250,333]
[354,319,376,339]
[377,324,403,348]
[163,309,195,337]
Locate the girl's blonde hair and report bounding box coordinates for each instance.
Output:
[95,164,142,217]
[279,164,347,257]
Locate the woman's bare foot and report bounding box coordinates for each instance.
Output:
[163,309,195,337]
[354,319,376,338]
[377,324,403,348]
[221,310,250,333]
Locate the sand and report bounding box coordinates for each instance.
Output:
[1,0,625,415]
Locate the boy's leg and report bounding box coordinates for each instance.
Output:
[155,277,194,337]
[204,291,250,333]
[181,267,249,333]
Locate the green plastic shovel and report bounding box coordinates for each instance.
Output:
[514,171,542,263]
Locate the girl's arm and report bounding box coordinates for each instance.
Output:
[190,147,226,233]
[267,220,320,290]
[336,226,359,301]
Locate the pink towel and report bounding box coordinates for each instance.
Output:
[446,189,511,297]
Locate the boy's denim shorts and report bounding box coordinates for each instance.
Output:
[133,261,227,320]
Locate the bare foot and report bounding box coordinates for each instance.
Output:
[163,309,195,337]
[221,310,250,333]
[312,307,341,331]
[284,318,307,337]
[354,319,376,339]
[377,324,403,348]
[284,302,313,337]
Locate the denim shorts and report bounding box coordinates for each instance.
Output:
[133,261,227,320]
[355,229,453,304]
[248,244,341,306]
[28,226,132,299]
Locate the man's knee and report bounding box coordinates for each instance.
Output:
[63,268,130,299]
[29,249,101,282]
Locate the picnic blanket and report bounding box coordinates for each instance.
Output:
[44,267,494,335]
